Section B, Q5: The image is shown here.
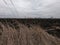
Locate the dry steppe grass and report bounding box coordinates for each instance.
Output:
[0,19,60,45]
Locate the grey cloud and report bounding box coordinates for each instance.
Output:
[0,0,60,18]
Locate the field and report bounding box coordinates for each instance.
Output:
[0,19,60,45]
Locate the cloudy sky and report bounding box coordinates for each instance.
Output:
[0,0,60,18]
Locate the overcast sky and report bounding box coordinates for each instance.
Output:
[0,0,60,18]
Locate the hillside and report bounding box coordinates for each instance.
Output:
[0,19,60,45]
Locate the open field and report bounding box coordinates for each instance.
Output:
[0,19,60,45]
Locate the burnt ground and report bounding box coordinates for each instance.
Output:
[0,19,60,45]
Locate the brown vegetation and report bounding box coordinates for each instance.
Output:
[0,19,60,45]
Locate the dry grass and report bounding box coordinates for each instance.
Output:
[0,19,60,45]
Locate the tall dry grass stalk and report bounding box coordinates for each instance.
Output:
[0,20,60,45]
